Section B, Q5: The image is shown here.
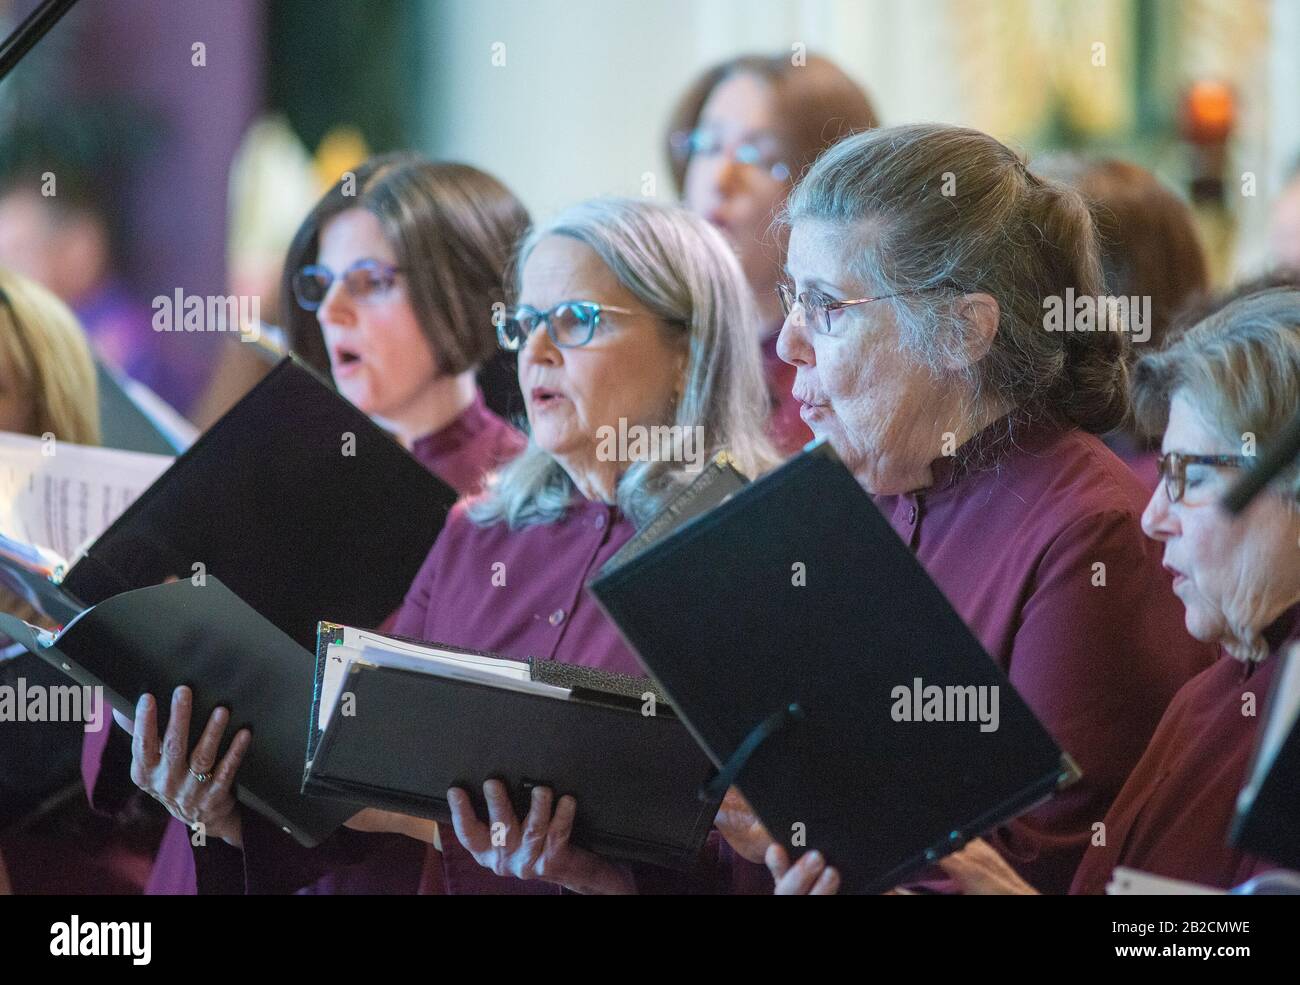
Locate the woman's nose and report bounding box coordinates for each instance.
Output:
[317,277,353,326]
[1141,480,1177,541]
[520,322,560,366]
[776,308,812,367]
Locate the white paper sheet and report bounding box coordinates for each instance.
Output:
[0,430,173,566]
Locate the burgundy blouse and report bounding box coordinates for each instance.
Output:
[1069,607,1300,894]
[394,498,728,894]
[876,413,1216,894]
[81,391,524,895]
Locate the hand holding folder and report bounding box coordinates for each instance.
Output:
[306,624,722,870]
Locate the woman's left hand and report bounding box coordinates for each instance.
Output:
[446,780,635,894]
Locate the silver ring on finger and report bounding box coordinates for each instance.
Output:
[187,765,212,783]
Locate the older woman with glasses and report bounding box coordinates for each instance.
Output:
[776,287,1300,894]
[86,154,531,896]
[121,197,779,894]
[715,123,1218,895]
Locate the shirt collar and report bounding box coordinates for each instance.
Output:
[411,388,491,460]
[922,406,1065,497]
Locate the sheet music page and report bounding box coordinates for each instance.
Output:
[318,627,541,731]
[0,430,173,565]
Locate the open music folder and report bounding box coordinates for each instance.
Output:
[303,624,722,869]
[590,439,1079,894]
[0,578,352,846]
[2,355,458,646]
[0,356,460,845]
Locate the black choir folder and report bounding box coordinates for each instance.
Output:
[590,439,1079,894]
[0,579,350,846]
[303,624,722,869]
[60,355,458,647]
[0,356,459,845]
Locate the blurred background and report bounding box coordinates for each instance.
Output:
[1,0,1297,424]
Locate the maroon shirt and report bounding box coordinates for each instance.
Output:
[82,391,523,894]
[761,329,812,457]
[1070,607,1300,894]
[878,413,1215,894]
[394,497,726,894]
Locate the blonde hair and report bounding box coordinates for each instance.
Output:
[0,267,100,446]
[470,198,779,529]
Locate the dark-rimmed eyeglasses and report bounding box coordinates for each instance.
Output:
[777,283,927,336]
[292,259,406,312]
[497,301,647,351]
[1156,451,1252,503]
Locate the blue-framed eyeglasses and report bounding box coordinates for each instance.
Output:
[497,300,647,350]
[292,259,406,312]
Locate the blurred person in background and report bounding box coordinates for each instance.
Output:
[0,129,211,417]
[668,52,878,456]
[1036,156,1211,489]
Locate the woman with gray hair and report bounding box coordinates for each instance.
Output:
[126,196,779,895]
[800,286,1299,895]
[722,123,1218,894]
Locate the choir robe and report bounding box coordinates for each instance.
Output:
[761,328,812,457]
[189,495,732,894]
[80,391,524,895]
[1069,606,1300,894]
[720,410,1217,894]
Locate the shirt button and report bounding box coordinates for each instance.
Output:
[548,609,566,626]
[594,513,606,529]
[907,505,918,524]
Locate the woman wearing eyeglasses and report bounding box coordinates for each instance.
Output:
[668,53,878,456]
[712,123,1218,895]
[775,287,1300,894]
[83,155,531,896]
[283,154,530,487]
[123,197,779,894]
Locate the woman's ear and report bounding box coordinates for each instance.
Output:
[949,293,1000,369]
